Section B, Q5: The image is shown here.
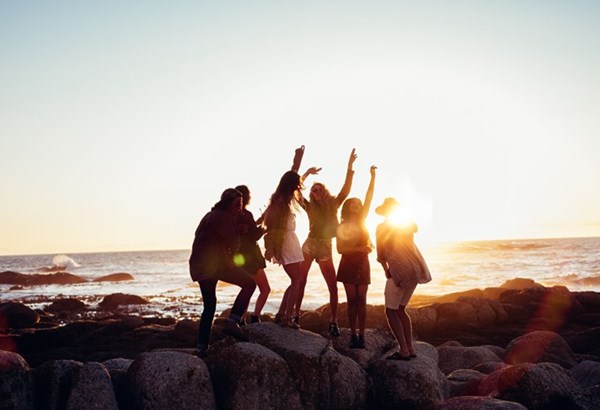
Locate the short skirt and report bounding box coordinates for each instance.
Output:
[336,252,370,285]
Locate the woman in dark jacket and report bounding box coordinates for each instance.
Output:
[235,184,270,323]
[189,188,257,357]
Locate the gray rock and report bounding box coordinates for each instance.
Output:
[437,345,503,375]
[569,360,600,388]
[127,351,215,410]
[330,327,396,369]
[447,369,486,397]
[437,396,527,409]
[32,359,83,410]
[102,358,133,408]
[477,362,583,409]
[246,322,367,410]
[206,342,302,410]
[65,362,118,410]
[369,344,449,409]
[0,351,33,410]
[504,330,577,368]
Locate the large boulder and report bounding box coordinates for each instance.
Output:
[330,327,396,369]
[437,396,527,409]
[246,323,367,410]
[504,330,577,368]
[98,294,149,310]
[437,345,503,375]
[206,342,302,410]
[0,302,40,329]
[32,359,83,410]
[102,358,133,408]
[93,273,134,282]
[368,342,449,409]
[45,298,86,313]
[0,351,33,410]
[569,360,600,388]
[477,362,583,409]
[447,369,486,397]
[65,362,118,410]
[127,351,215,410]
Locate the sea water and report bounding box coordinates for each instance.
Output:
[1,237,599,317]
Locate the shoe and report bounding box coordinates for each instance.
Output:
[196,344,209,358]
[238,318,247,327]
[386,351,410,361]
[349,334,359,349]
[356,334,366,349]
[328,322,340,337]
[293,315,300,325]
[223,320,250,342]
[250,315,260,324]
[274,313,284,324]
[408,351,417,358]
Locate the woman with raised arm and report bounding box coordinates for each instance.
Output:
[294,148,357,337]
[375,197,431,360]
[263,145,319,329]
[189,188,257,357]
[336,165,377,348]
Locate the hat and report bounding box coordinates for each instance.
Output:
[375,197,399,216]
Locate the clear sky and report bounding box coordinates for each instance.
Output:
[1,1,599,256]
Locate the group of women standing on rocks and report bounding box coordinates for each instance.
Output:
[188,145,431,359]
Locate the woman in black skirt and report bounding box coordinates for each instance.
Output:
[336,165,376,348]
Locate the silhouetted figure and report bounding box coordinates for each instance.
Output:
[263,145,318,329]
[336,165,376,348]
[189,188,257,357]
[375,197,431,360]
[234,184,270,323]
[295,148,357,336]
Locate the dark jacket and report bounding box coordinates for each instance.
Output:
[189,208,240,282]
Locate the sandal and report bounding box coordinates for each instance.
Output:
[386,351,410,361]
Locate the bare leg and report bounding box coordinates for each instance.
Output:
[294,254,312,317]
[343,284,358,335]
[282,262,302,320]
[252,268,271,316]
[397,306,414,353]
[385,307,409,355]
[356,284,368,336]
[318,259,338,322]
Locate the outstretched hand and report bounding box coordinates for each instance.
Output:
[306,166,321,175]
[292,145,306,172]
[370,165,377,177]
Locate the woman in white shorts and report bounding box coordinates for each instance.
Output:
[375,197,431,360]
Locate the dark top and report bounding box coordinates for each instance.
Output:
[336,223,372,285]
[238,208,266,274]
[189,208,240,282]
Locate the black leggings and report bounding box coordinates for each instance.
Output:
[197,267,256,346]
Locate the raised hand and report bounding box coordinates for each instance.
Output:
[348,148,357,169]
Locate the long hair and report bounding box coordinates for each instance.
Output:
[264,171,302,230]
[340,197,363,223]
[234,185,250,207]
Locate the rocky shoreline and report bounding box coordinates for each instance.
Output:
[1,278,600,409]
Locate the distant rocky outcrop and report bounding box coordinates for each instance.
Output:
[0,270,134,286]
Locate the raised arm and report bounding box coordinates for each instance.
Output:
[291,145,305,173]
[335,148,357,206]
[360,165,377,220]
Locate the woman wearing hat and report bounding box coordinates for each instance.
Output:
[375,197,431,360]
[336,165,377,348]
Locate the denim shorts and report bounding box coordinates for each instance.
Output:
[302,236,333,262]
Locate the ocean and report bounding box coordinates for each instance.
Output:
[1,237,599,318]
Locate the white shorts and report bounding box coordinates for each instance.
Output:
[384,277,416,309]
